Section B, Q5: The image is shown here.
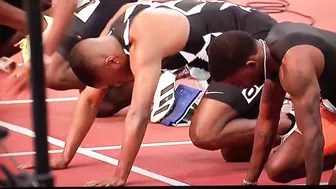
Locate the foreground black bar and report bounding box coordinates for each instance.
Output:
[25,0,53,186]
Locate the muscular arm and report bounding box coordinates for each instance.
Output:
[279,45,325,185]
[61,0,171,165]
[43,0,77,55]
[114,9,189,181]
[244,79,286,183]
[62,87,108,164]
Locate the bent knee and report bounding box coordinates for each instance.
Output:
[189,123,219,151]
[220,148,252,162]
[265,161,283,182]
[265,160,292,183]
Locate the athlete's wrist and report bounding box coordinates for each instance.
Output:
[242,178,258,185]
[243,173,259,185]
[60,151,73,165]
[115,165,131,182]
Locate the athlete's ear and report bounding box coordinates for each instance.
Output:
[246,60,257,70]
[105,56,120,66]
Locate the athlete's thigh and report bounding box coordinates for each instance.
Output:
[191,81,263,133]
[191,97,238,132]
[267,132,305,170]
[203,81,263,119]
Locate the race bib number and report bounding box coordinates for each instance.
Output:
[75,0,100,23]
[241,84,263,104]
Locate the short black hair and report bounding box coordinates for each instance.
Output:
[208,31,258,82]
[68,41,99,87]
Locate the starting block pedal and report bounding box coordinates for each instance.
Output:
[0,57,16,73]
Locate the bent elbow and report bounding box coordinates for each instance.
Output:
[304,127,325,150]
[126,110,150,128]
[87,99,100,109]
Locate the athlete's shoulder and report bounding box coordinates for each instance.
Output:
[267,22,327,63]
[270,21,314,34]
[269,21,292,31]
[266,22,301,42]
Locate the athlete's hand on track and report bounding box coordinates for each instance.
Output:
[17,158,69,170]
[84,177,126,187]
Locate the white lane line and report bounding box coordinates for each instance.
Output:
[295,182,328,185]
[85,141,193,151]
[0,149,63,157]
[0,141,193,157]
[0,97,78,105]
[0,120,189,186]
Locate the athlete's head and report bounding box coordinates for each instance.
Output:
[68,36,133,88]
[208,31,265,88]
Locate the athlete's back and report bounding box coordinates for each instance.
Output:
[110,0,277,71]
[182,0,276,39]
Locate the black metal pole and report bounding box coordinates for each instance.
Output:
[25,0,53,187]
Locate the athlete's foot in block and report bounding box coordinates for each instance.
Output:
[17,158,69,170]
[84,177,126,187]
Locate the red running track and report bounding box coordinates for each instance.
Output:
[1,0,336,186]
[0,78,333,186]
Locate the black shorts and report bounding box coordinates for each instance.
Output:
[57,0,137,59]
[203,81,263,119]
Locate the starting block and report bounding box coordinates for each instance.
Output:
[0,57,16,73]
[161,84,201,127]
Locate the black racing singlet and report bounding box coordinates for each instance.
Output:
[109,0,276,71]
[265,21,336,105]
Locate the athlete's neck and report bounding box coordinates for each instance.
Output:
[101,35,128,62]
[258,40,279,76]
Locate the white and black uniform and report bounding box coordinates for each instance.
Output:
[109,0,276,118]
[57,0,137,59]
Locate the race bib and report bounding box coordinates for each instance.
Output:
[241,84,263,104]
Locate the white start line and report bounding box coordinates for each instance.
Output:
[0,121,330,186]
[0,97,79,105]
[0,141,193,158]
[0,120,190,186]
